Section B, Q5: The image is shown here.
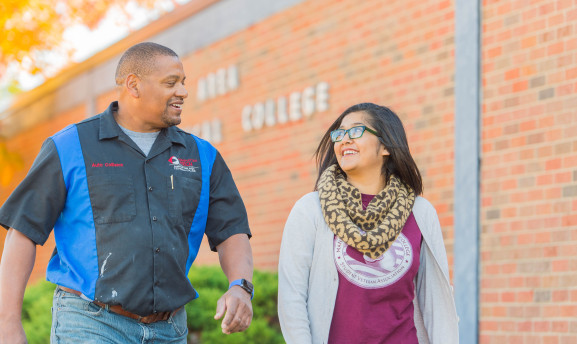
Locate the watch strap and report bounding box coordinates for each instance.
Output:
[229,279,254,300]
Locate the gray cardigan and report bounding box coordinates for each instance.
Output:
[278,193,459,344]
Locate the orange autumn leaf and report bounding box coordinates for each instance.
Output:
[0,0,178,80]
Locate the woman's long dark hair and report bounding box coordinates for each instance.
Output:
[314,103,423,195]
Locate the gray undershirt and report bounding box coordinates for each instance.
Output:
[118,124,160,156]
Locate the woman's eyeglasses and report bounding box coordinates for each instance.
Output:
[330,125,380,142]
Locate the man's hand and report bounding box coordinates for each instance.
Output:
[214,233,254,334]
[214,285,253,334]
[0,319,28,344]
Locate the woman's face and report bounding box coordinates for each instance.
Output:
[333,111,389,179]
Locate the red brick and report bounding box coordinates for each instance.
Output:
[539,2,556,15]
[513,80,529,92]
[555,172,572,183]
[567,7,577,20]
[518,233,534,245]
[535,231,551,243]
[524,276,542,289]
[518,290,534,302]
[505,68,520,80]
[543,246,558,257]
[571,290,577,302]
[553,290,569,302]
[544,336,560,344]
[561,306,577,317]
[566,67,577,79]
[567,37,577,53]
[546,158,562,170]
[538,145,554,158]
[548,42,565,56]
[557,83,574,96]
[481,320,499,331]
[556,0,573,11]
[537,174,554,185]
[487,46,503,58]
[548,13,565,26]
[558,53,573,68]
[509,276,524,287]
[563,155,577,168]
[552,260,570,272]
[536,320,552,331]
[545,187,562,199]
[524,305,542,318]
[517,321,533,332]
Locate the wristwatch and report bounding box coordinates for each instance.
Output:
[229,279,254,300]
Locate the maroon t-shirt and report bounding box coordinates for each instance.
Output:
[328,194,422,344]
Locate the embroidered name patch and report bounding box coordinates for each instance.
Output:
[91,162,124,167]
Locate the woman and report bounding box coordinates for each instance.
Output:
[278,103,459,343]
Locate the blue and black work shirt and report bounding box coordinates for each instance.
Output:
[0,102,251,316]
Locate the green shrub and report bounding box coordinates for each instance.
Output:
[186,265,284,344]
[200,318,284,344]
[20,266,283,344]
[22,280,55,344]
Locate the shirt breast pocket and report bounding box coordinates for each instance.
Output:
[168,175,201,226]
[87,175,137,224]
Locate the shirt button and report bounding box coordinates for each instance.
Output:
[152,216,157,221]
[155,281,160,286]
[155,248,160,253]
[148,186,153,191]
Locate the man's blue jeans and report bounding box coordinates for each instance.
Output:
[50,287,188,343]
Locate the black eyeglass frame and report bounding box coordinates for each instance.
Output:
[330,125,380,143]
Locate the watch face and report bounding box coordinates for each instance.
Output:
[241,279,254,293]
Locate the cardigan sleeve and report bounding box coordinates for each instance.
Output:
[414,197,460,344]
[278,195,318,344]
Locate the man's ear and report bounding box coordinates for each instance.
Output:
[125,74,140,98]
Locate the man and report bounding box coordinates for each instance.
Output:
[0,42,253,343]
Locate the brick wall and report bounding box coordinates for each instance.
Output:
[184,0,457,274]
[481,0,577,342]
[2,0,576,342]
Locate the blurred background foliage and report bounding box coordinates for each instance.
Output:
[22,265,284,344]
[0,141,24,187]
[0,0,160,79]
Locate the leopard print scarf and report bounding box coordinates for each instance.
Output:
[318,164,416,259]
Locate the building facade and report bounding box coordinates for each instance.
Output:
[0,0,576,343]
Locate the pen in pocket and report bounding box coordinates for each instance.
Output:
[171,175,174,190]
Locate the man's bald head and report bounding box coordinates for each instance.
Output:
[115,42,179,85]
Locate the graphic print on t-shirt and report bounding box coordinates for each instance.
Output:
[333,234,413,289]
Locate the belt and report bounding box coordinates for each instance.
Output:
[59,286,180,324]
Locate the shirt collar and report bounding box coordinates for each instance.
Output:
[98,101,188,148]
[99,101,123,140]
